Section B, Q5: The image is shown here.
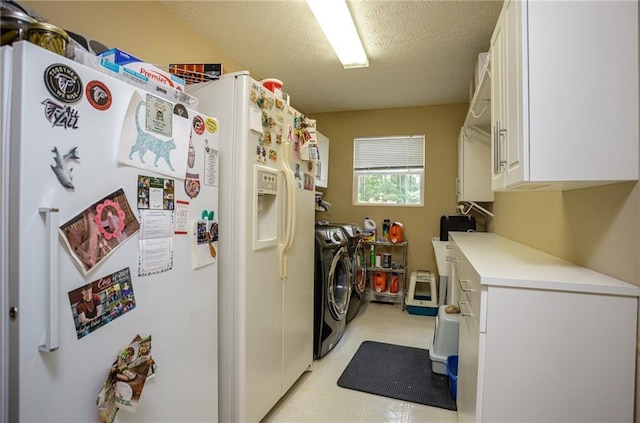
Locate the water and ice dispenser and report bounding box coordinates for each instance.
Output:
[253,165,278,250]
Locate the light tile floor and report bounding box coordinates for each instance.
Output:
[262,301,459,423]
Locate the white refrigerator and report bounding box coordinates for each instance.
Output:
[1,41,219,422]
[188,73,316,423]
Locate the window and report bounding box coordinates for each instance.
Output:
[353,135,425,206]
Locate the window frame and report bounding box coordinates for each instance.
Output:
[352,135,425,207]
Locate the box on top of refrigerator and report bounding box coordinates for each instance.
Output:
[169,63,226,84]
[100,47,186,91]
[71,47,199,110]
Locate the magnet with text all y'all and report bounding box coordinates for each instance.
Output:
[42,98,79,130]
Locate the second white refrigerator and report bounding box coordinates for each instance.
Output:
[189,73,316,422]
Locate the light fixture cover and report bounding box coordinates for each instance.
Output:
[306,0,369,69]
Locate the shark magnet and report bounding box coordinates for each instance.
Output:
[50,146,79,189]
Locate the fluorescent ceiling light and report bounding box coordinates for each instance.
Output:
[306,0,369,69]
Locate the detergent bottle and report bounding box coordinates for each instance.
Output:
[373,272,387,293]
[382,219,391,241]
[364,217,376,232]
[389,222,403,243]
[390,272,399,294]
[369,244,375,267]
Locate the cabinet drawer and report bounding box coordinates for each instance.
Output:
[456,256,481,321]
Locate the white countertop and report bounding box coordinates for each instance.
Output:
[450,232,640,297]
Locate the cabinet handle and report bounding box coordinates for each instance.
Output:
[459,279,476,292]
[493,122,499,174]
[494,121,507,173]
[498,126,507,167]
[458,300,473,317]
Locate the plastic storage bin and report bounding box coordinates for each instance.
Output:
[447,355,458,401]
[428,305,460,375]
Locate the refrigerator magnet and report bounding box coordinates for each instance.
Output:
[187,137,196,168]
[43,63,83,104]
[41,99,79,130]
[269,149,277,161]
[94,199,126,240]
[85,80,112,111]
[192,115,205,135]
[184,173,201,199]
[173,103,188,119]
[263,130,272,144]
[50,146,79,189]
[257,92,267,109]
[205,117,218,134]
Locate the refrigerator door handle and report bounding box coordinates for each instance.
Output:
[38,207,59,352]
[285,167,296,252]
[279,162,296,279]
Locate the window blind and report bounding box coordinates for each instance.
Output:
[354,135,425,170]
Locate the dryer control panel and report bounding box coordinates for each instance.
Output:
[315,228,347,248]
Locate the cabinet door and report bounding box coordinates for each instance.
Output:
[503,0,525,187]
[457,309,479,423]
[458,127,494,202]
[490,7,506,191]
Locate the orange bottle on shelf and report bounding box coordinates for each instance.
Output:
[373,272,387,293]
[390,273,399,294]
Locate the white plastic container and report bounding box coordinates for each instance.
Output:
[363,217,376,231]
[429,305,460,375]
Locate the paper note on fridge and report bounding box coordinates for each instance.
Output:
[118,91,191,179]
[138,209,174,276]
[249,106,262,133]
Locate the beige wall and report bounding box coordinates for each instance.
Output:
[21,1,246,72]
[311,105,467,279]
[491,184,639,284]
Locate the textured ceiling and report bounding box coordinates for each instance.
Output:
[161,0,502,114]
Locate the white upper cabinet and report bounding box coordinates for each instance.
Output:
[315,131,329,188]
[490,0,638,191]
[457,127,494,202]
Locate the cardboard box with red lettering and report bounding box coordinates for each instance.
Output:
[100,48,186,91]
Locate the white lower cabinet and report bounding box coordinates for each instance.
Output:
[451,232,639,423]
